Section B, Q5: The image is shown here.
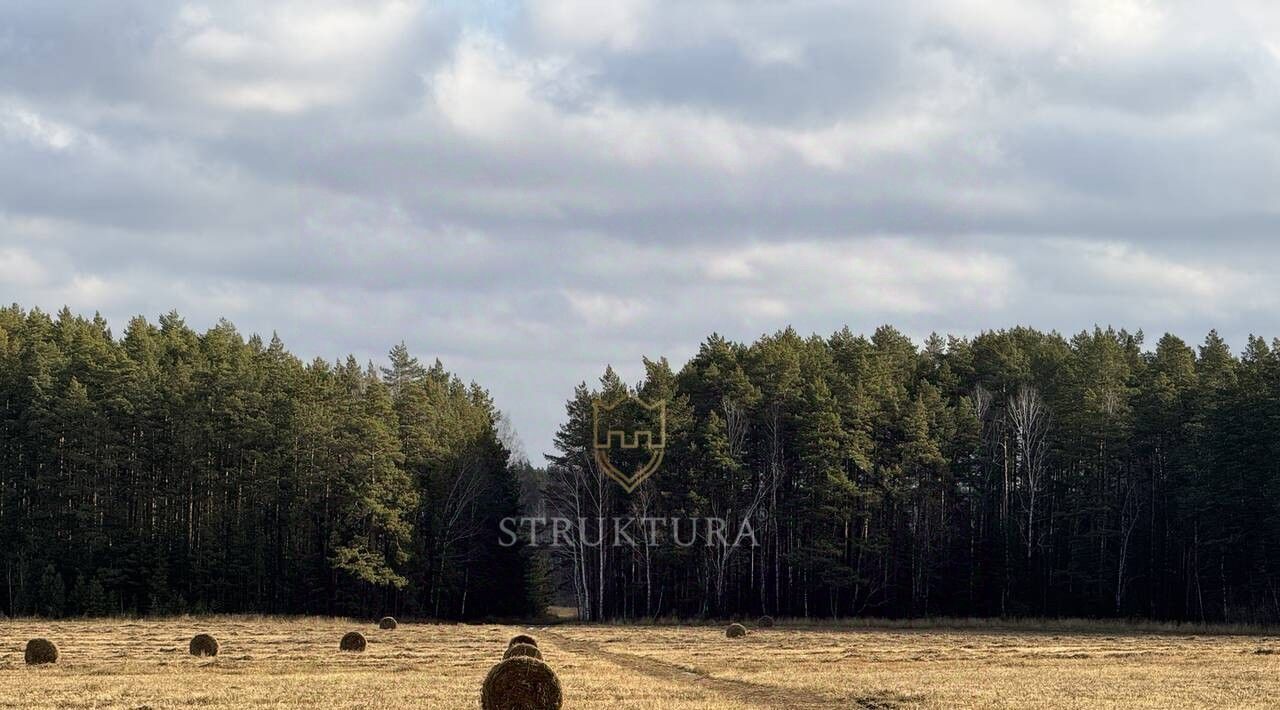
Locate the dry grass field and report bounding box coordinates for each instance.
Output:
[1,616,1278,708]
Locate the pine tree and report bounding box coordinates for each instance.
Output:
[37,564,66,618]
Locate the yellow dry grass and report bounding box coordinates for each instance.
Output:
[1,616,1277,708]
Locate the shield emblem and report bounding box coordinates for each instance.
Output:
[592,395,666,493]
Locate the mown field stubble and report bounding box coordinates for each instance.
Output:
[2,617,1278,709]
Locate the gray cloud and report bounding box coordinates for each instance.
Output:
[4,0,1280,457]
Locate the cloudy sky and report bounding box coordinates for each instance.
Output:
[3,0,1280,458]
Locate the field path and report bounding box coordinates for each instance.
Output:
[7,619,1275,708]
[541,627,902,709]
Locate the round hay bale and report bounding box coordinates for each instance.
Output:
[725,623,748,639]
[508,634,538,649]
[339,631,367,652]
[24,638,58,665]
[481,657,562,710]
[378,616,397,630]
[503,642,543,660]
[757,615,775,628]
[189,633,219,657]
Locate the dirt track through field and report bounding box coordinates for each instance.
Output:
[541,627,907,709]
[5,618,1279,708]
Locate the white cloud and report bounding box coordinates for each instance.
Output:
[59,275,118,308]
[704,254,755,281]
[929,0,1061,54]
[6,0,1280,457]
[431,35,551,141]
[0,104,81,151]
[171,0,420,113]
[431,34,768,171]
[563,289,653,329]
[1074,242,1226,298]
[1069,0,1168,57]
[741,296,788,320]
[1052,240,1277,320]
[785,111,953,171]
[530,0,653,50]
[697,239,1015,316]
[0,247,49,288]
[182,26,256,63]
[930,0,1169,59]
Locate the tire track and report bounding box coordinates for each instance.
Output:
[541,628,903,709]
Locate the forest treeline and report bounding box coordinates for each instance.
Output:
[545,325,1280,623]
[7,302,1280,625]
[0,305,540,619]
